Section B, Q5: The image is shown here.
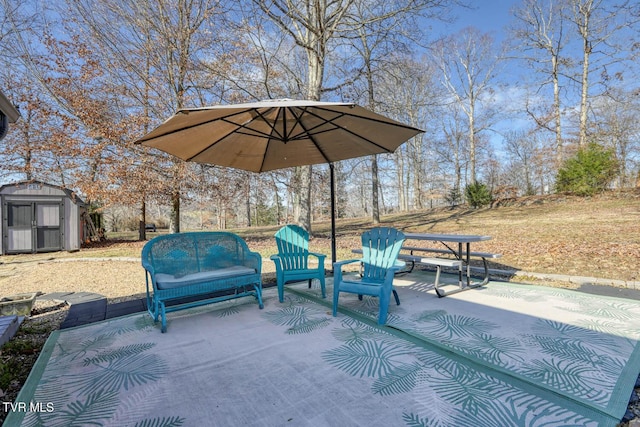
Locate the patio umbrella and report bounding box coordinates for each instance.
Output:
[135,99,424,263]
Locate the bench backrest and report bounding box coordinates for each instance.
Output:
[361,227,406,283]
[142,232,255,276]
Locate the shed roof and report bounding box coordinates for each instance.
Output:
[0,181,85,205]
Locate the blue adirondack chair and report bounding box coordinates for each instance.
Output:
[332,227,406,325]
[271,224,327,303]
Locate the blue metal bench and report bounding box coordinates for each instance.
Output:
[142,232,264,332]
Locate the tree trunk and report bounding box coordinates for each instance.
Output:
[139,199,146,240]
[296,33,323,234]
[245,173,252,227]
[579,37,590,147]
[553,56,563,167]
[271,175,282,224]
[469,107,476,185]
[170,190,180,233]
[297,165,312,232]
[397,152,407,211]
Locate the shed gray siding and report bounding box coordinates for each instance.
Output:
[0,182,85,254]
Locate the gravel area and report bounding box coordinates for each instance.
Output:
[0,255,278,303]
[0,258,146,301]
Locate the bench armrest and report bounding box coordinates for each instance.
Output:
[245,251,262,275]
[141,242,154,273]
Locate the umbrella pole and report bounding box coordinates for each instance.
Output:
[330,163,337,268]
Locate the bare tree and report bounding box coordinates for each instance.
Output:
[433,27,502,185]
[439,103,468,198]
[248,0,453,231]
[0,0,35,58]
[512,0,570,167]
[64,0,226,234]
[567,0,640,147]
[503,130,541,195]
[375,56,442,211]
[248,0,357,234]
[591,93,640,187]
[342,0,452,221]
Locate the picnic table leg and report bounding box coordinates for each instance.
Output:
[465,242,471,288]
[458,242,464,290]
[434,265,445,297]
[479,257,490,286]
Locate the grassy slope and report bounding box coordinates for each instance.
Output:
[60,190,640,283]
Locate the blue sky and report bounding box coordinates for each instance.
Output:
[429,0,528,154]
[453,0,520,36]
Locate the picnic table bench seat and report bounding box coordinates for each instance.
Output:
[401,246,502,261]
[352,249,463,268]
[352,248,462,292]
[405,246,502,297]
[142,232,263,332]
[352,244,502,297]
[401,246,501,289]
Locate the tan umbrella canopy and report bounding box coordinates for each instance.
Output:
[136,99,424,262]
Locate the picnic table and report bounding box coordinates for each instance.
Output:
[401,233,501,297]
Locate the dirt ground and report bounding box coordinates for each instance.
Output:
[0,258,147,302]
[0,253,280,303]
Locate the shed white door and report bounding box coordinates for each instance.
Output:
[6,202,62,253]
[6,203,33,252]
[35,203,62,251]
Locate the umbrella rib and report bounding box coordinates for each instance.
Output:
[138,108,284,146]
[288,107,331,163]
[135,109,246,143]
[184,110,287,162]
[253,108,288,142]
[295,106,411,159]
[318,105,422,132]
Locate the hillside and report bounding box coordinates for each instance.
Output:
[131,190,640,283]
[6,189,638,288]
[355,190,640,283]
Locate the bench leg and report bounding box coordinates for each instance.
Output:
[319,274,326,299]
[406,260,415,273]
[148,296,160,323]
[254,283,264,309]
[160,302,167,333]
[434,264,467,297]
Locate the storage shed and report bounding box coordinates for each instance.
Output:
[0,181,86,254]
